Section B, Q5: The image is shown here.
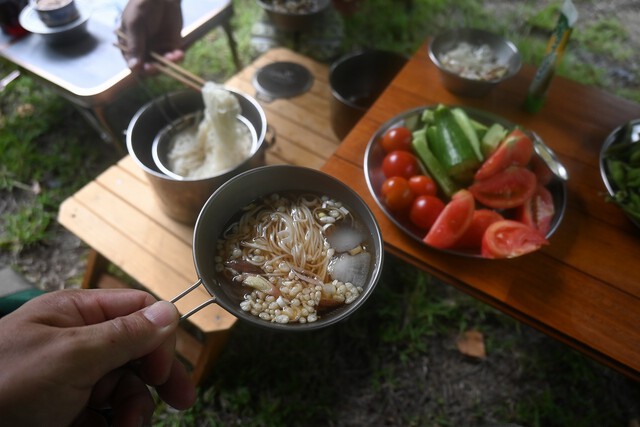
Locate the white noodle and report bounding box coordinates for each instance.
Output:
[167,82,252,179]
[215,193,368,323]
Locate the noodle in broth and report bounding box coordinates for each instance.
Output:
[215,192,370,324]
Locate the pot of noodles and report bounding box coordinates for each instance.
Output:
[127,85,268,224]
[171,165,384,331]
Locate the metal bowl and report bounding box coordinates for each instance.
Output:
[126,88,268,225]
[599,119,640,228]
[256,0,331,32]
[185,164,385,331]
[329,49,407,140]
[428,28,522,97]
[151,113,259,181]
[364,106,567,258]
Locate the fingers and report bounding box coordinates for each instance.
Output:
[119,0,183,72]
[155,358,197,410]
[87,369,155,427]
[48,291,180,386]
[84,300,180,375]
[136,324,177,386]
[111,370,156,427]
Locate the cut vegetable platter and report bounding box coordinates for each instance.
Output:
[364,105,567,259]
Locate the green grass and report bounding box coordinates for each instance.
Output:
[1,0,639,425]
[0,72,101,253]
[153,255,639,426]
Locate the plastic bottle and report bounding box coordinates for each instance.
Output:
[523,0,579,113]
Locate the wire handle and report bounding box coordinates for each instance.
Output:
[170,278,217,320]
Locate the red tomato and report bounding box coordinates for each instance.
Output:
[516,185,555,236]
[409,195,445,230]
[381,126,413,153]
[423,189,475,249]
[408,175,437,197]
[481,220,549,259]
[475,129,534,180]
[380,176,414,212]
[454,209,504,249]
[469,166,537,209]
[529,154,554,186]
[382,150,420,179]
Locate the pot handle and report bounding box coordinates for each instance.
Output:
[170,278,217,320]
[265,124,277,148]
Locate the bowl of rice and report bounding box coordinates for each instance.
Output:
[428,28,521,97]
[127,86,268,224]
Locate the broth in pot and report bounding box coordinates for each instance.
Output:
[214,191,372,325]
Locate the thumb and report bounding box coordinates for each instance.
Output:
[72,301,180,380]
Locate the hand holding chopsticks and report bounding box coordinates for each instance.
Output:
[115,29,205,92]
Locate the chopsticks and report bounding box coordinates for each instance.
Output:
[114,29,205,92]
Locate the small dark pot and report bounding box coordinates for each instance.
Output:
[256,0,330,32]
[329,50,407,140]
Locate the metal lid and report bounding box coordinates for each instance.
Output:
[252,61,313,101]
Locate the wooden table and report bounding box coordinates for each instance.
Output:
[321,41,640,381]
[58,48,340,385]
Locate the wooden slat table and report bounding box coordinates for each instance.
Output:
[58,48,339,385]
[321,40,640,381]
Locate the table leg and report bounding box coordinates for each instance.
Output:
[72,104,126,155]
[222,20,242,71]
[177,327,232,385]
[82,249,109,289]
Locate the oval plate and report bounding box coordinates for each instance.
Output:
[364,106,567,258]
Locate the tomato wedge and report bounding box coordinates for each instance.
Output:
[454,209,504,250]
[529,154,554,186]
[423,189,474,249]
[475,129,534,180]
[516,185,555,236]
[469,166,537,209]
[481,220,548,259]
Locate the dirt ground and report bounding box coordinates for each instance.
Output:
[1,0,639,425]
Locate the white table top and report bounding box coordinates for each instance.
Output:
[0,0,232,107]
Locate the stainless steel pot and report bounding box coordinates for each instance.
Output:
[329,49,407,140]
[172,165,385,331]
[126,88,268,224]
[256,0,330,32]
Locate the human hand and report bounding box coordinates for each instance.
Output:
[0,288,196,427]
[118,0,185,72]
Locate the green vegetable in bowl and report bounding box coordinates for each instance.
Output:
[430,105,482,184]
[481,123,508,157]
[412,127,459,197]
[604,141,640,221]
